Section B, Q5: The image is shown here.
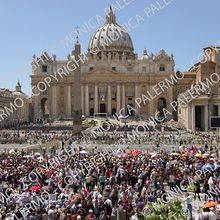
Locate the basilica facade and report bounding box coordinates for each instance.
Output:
[0,8,219,132]
[31,7,196,123]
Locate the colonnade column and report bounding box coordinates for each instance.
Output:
[108,85,111,115]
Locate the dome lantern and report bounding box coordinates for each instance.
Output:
[16,81,22,93]
[106,6,116,24]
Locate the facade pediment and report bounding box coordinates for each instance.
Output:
[84,68,120,77]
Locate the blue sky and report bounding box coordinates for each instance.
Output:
[0,0,219,95]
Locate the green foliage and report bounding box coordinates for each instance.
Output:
[140,199,187,220]
[88,119,98,127]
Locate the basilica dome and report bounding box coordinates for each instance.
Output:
[88,7,134,54]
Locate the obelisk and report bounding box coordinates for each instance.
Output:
[72,40,82,134]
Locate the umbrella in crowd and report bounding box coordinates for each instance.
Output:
[202,164,215,172]
[151,153,158,158]
[30,185,41,192]
[9,149,15,154]
[204,201,217,208]
[116,148,124,156]
[79,150,87,154]
[23,155,32,158]
[170,152,181,156]
[195,153,203,158]
[132,150,140,157]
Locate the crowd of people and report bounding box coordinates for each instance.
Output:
[0,134,219,220]
[0,127,218,147]
[0,131,73,145]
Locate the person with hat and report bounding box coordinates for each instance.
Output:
[86,209,95,220]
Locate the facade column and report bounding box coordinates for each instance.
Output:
[191,104,195,131]
[94,85,98,113]
[108,85,111,115]
[135,84,140,116]
[85,84,89,116]
[205,104,209,131]
[66,85,71,117]
[117,84,121,113]
[81,85,84,115]
[122,84,125,114]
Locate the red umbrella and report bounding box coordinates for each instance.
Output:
[30,185,41,192]
[132,150,140,157]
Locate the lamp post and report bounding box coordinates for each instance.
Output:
[121,115,129,138]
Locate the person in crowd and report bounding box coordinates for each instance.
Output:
[0,130,219,219]
[185,193,193,220]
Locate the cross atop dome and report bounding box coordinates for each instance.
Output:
[106,6,116,24]
[16,80,22,92]
[143,48,148,55]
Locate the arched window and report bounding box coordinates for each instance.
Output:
[159,64,165,72]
